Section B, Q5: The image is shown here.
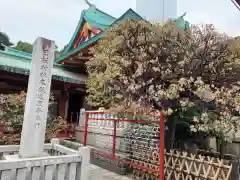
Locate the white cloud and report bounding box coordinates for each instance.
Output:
[179,0,240,36]
[0,0,135,48]
[0,0,87,47]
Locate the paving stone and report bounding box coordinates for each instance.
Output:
[90,165,132,180]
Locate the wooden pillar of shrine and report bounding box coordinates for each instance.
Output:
[59,86,69,119]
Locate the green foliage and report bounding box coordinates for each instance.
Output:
[0,91,56,125]
[54,45,64,59]
[13,41,62,57]
[0,91,26,125]
[14,41,33,53]
[0,32,63,60]
[0,32,13,50]
[0,91,67,144]
[45,116,68,140]
[87,19,240,146]
[55,51,61,59]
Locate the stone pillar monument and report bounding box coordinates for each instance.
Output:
[19,37,55,158]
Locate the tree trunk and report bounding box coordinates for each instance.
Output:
[217,135,226,158]
[166,115,178,150]
[219,139,226,158]
[151,98,178,150]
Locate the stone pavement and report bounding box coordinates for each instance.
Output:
[90,164,132,180]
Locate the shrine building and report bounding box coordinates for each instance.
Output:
[0,3,189,123]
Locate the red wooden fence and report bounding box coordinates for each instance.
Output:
[83,111,165,180]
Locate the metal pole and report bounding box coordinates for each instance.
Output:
[76,112,79,126]
[159,114,165,180]
[83,112,88,146]
[163,0,165,21]
[112,119,117,158]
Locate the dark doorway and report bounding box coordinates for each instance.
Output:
[67,90,84,124]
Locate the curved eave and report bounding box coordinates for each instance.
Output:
[55,32,104,64]
[0,50,86,85]
[56,9,189,65]
[62,8,116,55]
[62,11,85,55]
[56,8,143,64]
[1,44,32,60]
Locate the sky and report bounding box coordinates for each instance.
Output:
[0,0,240,49]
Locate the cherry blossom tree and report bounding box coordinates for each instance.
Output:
[86,19,240,149]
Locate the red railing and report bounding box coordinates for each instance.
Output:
[83,111,165,180]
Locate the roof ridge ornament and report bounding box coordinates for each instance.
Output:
[85,0,96,9]
[180,12,187,19]
[0,43,8,52]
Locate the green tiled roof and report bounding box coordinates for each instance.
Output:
[56,8,143,63]
[83,8,116,30]
[0,48,86,84]
[56,8,190,64]
[6,47,32,60]
[60,8,116,57]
